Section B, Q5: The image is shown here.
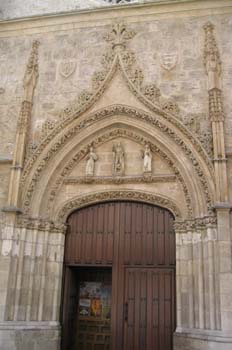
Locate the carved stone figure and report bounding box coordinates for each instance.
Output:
[85,146,98,176]
[23,40,40,102]
[142,143,152,173]
[205,52,221,90]
[112,142,125,175]
[203,22,222,91]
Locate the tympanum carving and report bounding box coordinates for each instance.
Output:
[46,128,192,217]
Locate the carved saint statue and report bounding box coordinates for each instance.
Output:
[142,143,152,173]
[112,142,125,175]
[85,146,98,176]
[206,52,221,90]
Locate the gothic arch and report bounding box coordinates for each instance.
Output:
[18,23,216,223]
[44,125,192,218]
[20,107,215,222]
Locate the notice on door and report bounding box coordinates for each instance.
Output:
[79,282,111,320]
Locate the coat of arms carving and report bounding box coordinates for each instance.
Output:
[160,53,178,71]
[59,60,77,78]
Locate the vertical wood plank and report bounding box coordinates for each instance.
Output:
[140,270,147,350]
[158,209,165,265]
[65,202,175,350]
[106,203,114,263]
[153,207,158,266]
[135,205,142,265]
[96,204,104,262]
[146,206,153,265]
[124,203,131,265]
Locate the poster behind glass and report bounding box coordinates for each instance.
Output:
[79,282,111,320]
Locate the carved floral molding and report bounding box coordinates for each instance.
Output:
[56,190,182,222]
[174,215,217,235]
[16,216,67,233]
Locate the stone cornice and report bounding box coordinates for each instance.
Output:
[213,202,232,210]
[1,0,232,37]
[0,157,13,164]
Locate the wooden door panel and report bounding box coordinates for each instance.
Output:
[119,203,175,267]
[65,203,116,265]
[64,201,176,350]
[124,268,175,350]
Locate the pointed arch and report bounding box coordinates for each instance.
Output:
[20,23,216,221]
[20,105,215,221]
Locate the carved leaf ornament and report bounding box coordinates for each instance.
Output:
[21,23,215,216]
[57,190,182,222]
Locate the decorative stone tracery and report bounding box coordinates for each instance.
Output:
[57,190,182,222]
[203,22,228,203]
[22,22,213,178]
[21,104,213,218]
[16,23,215,221]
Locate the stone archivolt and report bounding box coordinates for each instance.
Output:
[21,104,214,218]
[56,190,182,222]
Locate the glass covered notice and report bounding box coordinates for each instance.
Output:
[79,282,111,320]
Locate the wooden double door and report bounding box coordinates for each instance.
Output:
[62,201,176,350]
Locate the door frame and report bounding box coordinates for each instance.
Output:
[61,200,176,350]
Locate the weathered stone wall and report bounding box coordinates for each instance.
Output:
[0,1,231,205]
[1,3,232,161]
[0,1,232,350]
[0,0,163,21]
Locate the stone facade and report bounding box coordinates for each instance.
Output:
[0,0,163,21]
[0,0,232,349]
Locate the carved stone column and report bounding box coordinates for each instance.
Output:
[174,217,227,349]
[6,40,40,211]
[203,23,232,336]
[203,22,228,204]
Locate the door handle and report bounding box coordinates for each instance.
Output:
[124,302,128,322]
